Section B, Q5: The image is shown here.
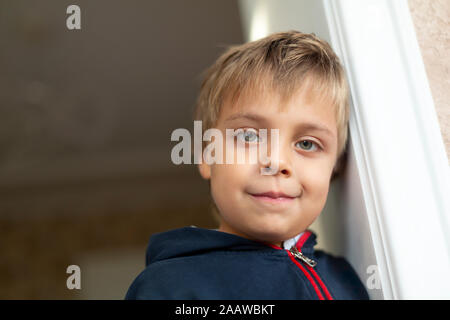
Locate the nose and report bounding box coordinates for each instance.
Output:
[260,142,292,177]
[262,159,291,177]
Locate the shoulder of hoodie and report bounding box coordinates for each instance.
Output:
[313,249,370,300]
[125,257,193,299]
[125,249,286,299]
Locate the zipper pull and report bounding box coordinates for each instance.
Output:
[289,246,317,268]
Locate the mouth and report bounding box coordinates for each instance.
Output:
[248,191,299,204]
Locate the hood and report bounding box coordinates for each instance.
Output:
[145,226,318,266]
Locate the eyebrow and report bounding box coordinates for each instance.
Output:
[224,112,335,138]
[224,112,267,124]
[294,123,335,138]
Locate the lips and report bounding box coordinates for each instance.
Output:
[251,191,297,199]
[249,190,299,204]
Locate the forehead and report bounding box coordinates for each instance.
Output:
[218,81,337,133]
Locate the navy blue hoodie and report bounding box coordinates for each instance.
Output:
[125,226,369,300]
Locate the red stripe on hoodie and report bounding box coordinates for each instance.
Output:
[295,230,334,300]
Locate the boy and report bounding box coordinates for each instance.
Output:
[126,31,369,300]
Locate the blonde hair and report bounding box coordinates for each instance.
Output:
[194,31,350,219]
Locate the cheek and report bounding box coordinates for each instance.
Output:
[296,159,333,199]
[300,168,331,220]
[210,163,253,195]
[313,180,331,203]
[209,164,247,219]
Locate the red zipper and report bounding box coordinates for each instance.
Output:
[267,231,333,300]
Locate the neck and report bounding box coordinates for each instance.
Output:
[217,222,283,248]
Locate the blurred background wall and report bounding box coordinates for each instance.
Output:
[0,0,243,299]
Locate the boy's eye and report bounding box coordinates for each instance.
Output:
[296,140,319,152]
[235,129,260,143]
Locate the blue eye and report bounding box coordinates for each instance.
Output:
[235,129,260,143]
[296,140,319,151]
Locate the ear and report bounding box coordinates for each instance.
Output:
[197,162,211,180]
[330,167,338,182]
[330,149,348,181]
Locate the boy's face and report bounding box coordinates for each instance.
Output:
[198,84,339,246]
